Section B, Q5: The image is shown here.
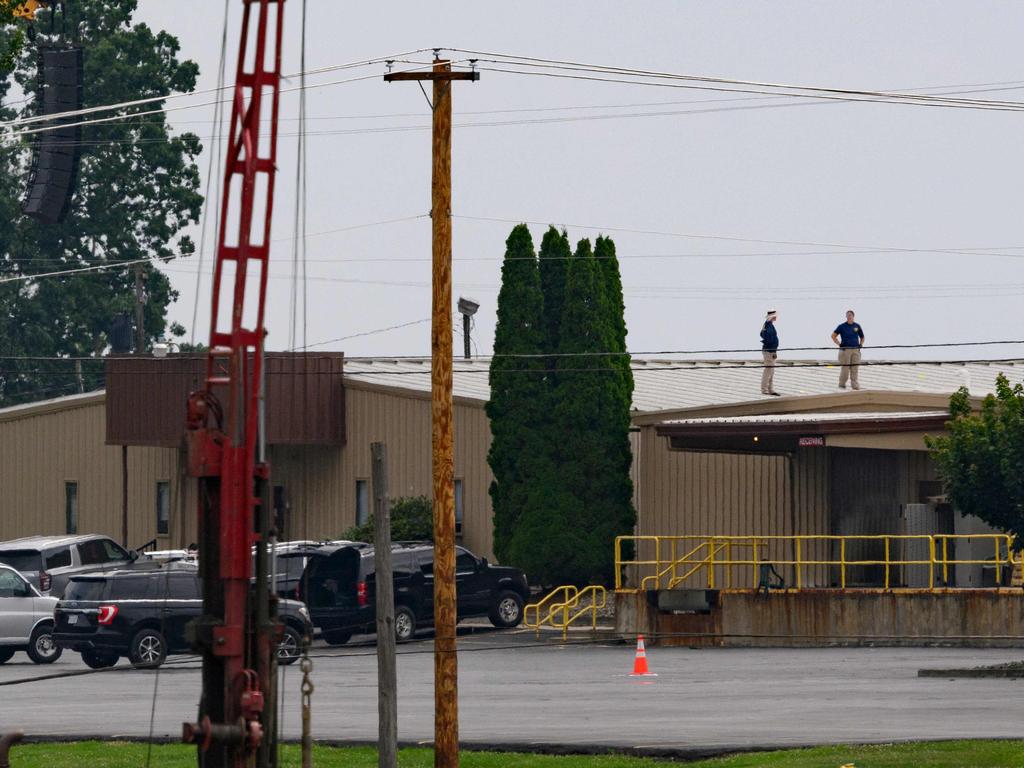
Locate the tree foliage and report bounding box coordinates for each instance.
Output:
[340,496,433,544]
[489,228,636,586]
[0,1,202,405]
[927,375,1024,538]
[486,224,547,564]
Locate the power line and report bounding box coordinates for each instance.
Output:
[5,358,1024,378]
[0,49,436,130]
[446,49,1024,112]
[4,339,1024,363]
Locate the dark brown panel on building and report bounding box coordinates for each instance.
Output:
[105,352,345,447]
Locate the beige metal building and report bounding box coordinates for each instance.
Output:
[0,355,1020,575]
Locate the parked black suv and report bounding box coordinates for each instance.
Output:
[298,542,529,645]
[53,564,312,669]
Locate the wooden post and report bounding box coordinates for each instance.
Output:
[372,442,397,768]
[384,56,478,768]
[121,445,129,547]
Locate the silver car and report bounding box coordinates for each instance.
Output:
[0,564,62,664]
[0,535,136,596]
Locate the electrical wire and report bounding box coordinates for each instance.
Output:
[189,0,231,347]
[4,338,1024,363]
[0,49,436,129]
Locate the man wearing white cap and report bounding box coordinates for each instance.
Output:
[760,310,780,396]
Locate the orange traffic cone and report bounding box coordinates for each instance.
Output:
[630,634,656,676]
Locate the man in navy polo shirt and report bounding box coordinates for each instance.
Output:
[831,310,865,389]
[760,309,780,396]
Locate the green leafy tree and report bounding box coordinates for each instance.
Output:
[595,235,633,403]
[0,1,202,405]
[927,376,1024,538]
[340,496,434,543]
[537,226,571,368]
[509,238,636,585]
[486,224,547,563]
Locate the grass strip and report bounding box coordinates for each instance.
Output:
[9,739,1024,767]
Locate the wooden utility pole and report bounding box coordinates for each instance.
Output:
[384,56,478,768]
[371,442,397,768]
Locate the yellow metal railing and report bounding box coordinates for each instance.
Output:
[524,585,607,640]
[615,534,1017,593]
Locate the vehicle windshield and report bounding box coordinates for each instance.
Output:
[63,579,105,602]
[0,550,43,573]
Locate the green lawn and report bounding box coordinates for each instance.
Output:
[8,740,1024,767]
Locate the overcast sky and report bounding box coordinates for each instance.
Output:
[134,2,1024,363]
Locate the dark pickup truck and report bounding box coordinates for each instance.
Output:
[298,542,529,645]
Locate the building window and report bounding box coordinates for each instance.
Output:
[355,479,369,526]
[65,482,78,534]
[156,481,170,536]
[455,478,464,538]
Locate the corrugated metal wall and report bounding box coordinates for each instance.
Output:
[0,385,497,561]
[633,427,832,589]
[0,398,189,549]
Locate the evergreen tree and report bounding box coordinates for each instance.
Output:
[486,224,547,563]
[595,235,633,402]
[511,238,636,585]
[537,226,571,366]
[0,1,202,405]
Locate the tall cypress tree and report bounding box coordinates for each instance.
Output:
[595,235,633,402]
[510,238,636,584]
[486,225,547,563]
[538,226,571,366]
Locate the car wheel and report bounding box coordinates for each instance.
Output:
[26,624,62,664]
[323,631,352,646]
[81,649,119,669]
[489,590,525,628]
[394,605,416,642]
[277,625,304,665]
[0,648,14,665]
[129,628,167,668]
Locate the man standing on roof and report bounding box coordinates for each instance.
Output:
[831,310,865,390]
[760,310,780,396]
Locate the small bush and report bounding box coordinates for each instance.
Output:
[340,495,433,543]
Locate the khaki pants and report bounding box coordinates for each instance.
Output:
[761,350,777,393]
[838,348,861,389]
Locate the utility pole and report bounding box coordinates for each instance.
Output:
[371,442,397,768]
[384,55,478,768]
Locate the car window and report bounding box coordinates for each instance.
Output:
[65,579,106,602]
[0,570,30,598]
[77,540,108,565]
[167,573,200,600]
[100,540,131,561]
[278,554,307,580]
[109,576,155,600]
[45,549,72,569]
[455,551,477,573]
[0,551,43,573]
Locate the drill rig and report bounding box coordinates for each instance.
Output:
[181,2,285,766]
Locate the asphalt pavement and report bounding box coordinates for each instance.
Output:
[2,625,1024,755]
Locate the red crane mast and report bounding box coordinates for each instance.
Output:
[181,2,285,766]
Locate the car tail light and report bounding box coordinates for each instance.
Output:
[357,581,368,607]
[294,583,301,601]
[97,605,118,625]
[39,571,51,592]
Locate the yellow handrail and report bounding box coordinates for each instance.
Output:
[615,533,1017,594]
[524,585,607,640]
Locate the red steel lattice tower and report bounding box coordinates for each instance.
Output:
[182,2,284,766]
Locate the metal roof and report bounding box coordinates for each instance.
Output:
[2,358,1021,420]
[343,358,1024,414]
[662,411,950,426]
